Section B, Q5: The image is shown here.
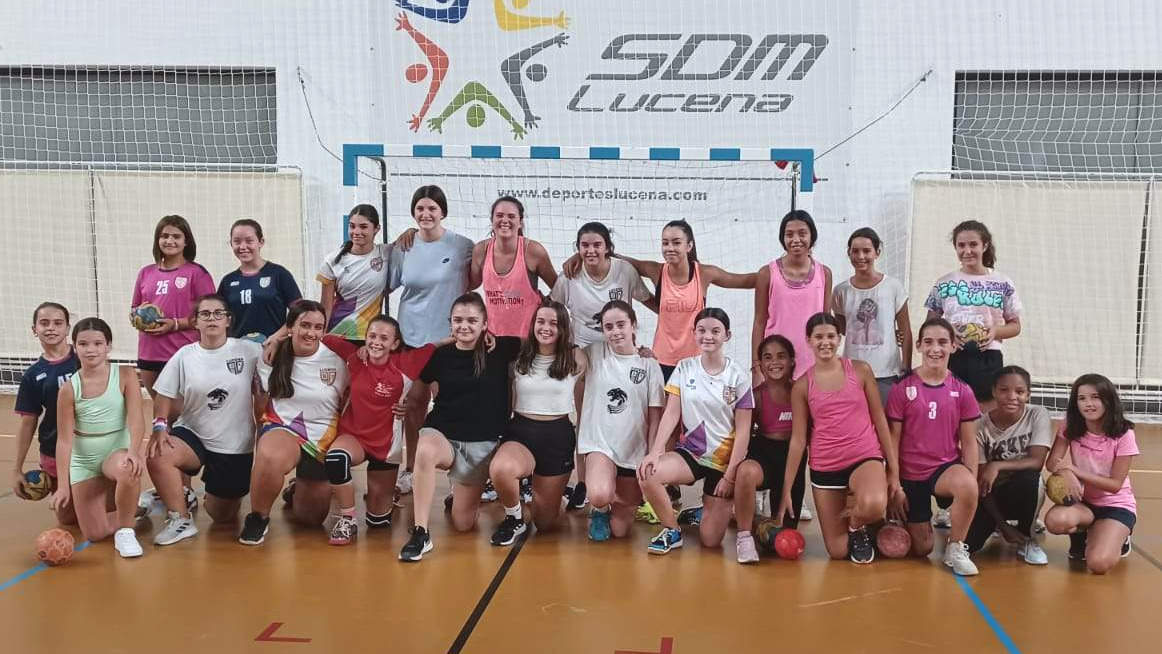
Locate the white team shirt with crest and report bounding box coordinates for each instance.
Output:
[550,259,652,347]
[257,342,350,457]
[153,338,262,454]
[665,356,754,472]
[578,341,665,468]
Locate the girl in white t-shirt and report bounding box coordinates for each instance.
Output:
[317,204,390,344]
[148,294,262,546]
[833,227,912,404]
[241,300,349,546]
[638,308,754,555]
[580,300,665,542]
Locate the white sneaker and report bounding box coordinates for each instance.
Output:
[136,488,164,518]
[154,511,199,546]
[1033,518,1046,534]
[799,507,813,521]
[932,508,951,529]
[943,540,978,576]
[396,470,414,495]
[114,528,144,558]
[1018,540,1048,565]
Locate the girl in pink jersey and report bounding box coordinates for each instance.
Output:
[886,318,982,576]
[1045,374,1137,574]
[131,215,215,400]
[733,334,806,564]
[777,313,898,564]
[752,210,833,381]
[470,196,557,338]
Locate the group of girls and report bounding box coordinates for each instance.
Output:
[12,191,1139,576]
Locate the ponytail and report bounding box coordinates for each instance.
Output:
[267,338,296,399]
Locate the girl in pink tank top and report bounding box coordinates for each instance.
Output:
[752,210,831,380]
[777,313,899,564]
[473,196,557,337]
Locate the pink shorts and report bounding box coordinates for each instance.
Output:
[40,453,59,478]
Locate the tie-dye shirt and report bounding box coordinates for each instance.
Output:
[665,355,754,472]
[257,342,349,459]
[316,243,390,340]
[924,270,1021,351]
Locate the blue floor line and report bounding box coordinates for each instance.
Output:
[0,540,90,592]
[954,575,1021,653]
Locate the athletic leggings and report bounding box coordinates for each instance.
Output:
[965,468,1040,552]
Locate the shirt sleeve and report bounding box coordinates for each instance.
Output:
[1115,429,1140,457]
[647,359,666,407]
[322,334,358,360]
[975,422,990,464]
[923,282,943,314]
[885,380,906,421]
[152,350,183,400]
[317,252,337,285]
[498,336,522,363]
[420,348,442,384]
[627,263,652,303]
[734,378,755,410]
[549,276,567,304]
[14,368,42,416]
[216,274,230,299]
[132,266,146,307]
[193,264,216,297]
[278,265,303,305]
[400,344,437,378]
[1028,406,1053,449]
[831,284,846,317]
[959,381,981,421]
[663,360,684,396]
[387,245,404,293]
[256,360,273,393]
[1002,277,1022,321]
[892,277,909,313]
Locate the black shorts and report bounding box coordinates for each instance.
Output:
[949,347,1003,402]
[367,455,399,472]
[746,437,802,493]
[1085,503,1137,533]
[901,461,961,523]
[171,426,253,500]
[137,359,167,373]
[616,465,637,478]
[295,450,328,481]
[675,448,725,497]
[810,457,885,490]
[501,415,576,477]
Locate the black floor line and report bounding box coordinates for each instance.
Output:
[447,530,529,654]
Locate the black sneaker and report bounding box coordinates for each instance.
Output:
[1069,532,1088,560]
[848,526,875,564]
[520,478,533,504]
[566,481,588,511]
[281,479,296,508]
[238,512,270,546]
[400,526,433,562]
[490,514,528,546]
[1121,536,1132,558]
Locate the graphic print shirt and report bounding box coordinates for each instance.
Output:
[665,356,754,472]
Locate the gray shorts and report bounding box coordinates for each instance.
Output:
[875,375,899,409]
[420,428,497,486]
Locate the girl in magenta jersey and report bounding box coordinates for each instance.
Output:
[885,318,982,577]
[777,313,897,564]
[131,215,216,400]
[732,334,806,564]
[1044,374,1138,574]
[752,210,833,381]
[469,196,557,338]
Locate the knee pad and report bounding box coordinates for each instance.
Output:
[324,449,352,485]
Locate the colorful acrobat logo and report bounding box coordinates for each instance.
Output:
[395,0,570,140]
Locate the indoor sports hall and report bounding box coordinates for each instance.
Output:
[2,2,1161,653]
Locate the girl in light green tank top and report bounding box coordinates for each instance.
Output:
[51,318,147,556]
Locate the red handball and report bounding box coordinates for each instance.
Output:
[876,523,912,559]
[36,528,75,566]
[774,528,806,560]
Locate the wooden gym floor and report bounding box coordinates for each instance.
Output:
[1,395,1160,654]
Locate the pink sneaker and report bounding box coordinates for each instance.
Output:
[736,531,760,564]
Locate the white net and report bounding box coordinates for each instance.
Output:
[356,156,796,365]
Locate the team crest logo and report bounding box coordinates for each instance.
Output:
[608,287,624,301]
[259,276,271,288]
[905,385,918,401]
[226,357,245,375]
[370,257,384,272]
[174,276,188,290]
[320,368,338,385]
[629,367,645,384]
[722,386,738,404]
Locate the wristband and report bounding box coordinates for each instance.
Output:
[152,418,168,432]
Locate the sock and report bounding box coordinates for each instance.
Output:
[738,530,751,537]
[593,505,611,514]
[504,503,522,519]
[366,510,392,528]
[340,506,355,518]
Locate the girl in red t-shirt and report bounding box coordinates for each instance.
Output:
[321,316,444,545]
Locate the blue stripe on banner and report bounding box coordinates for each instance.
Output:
[341,143,384,186]
[649,148,681,160]
[588,147,620,160]
[530,146,561,159]
[709,148,741,161]
[412,145,443,158]
[954,576,1021,653]
[0,540,91,592]
[471,145,502,159]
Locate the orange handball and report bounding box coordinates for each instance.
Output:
[36,528,75,566]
